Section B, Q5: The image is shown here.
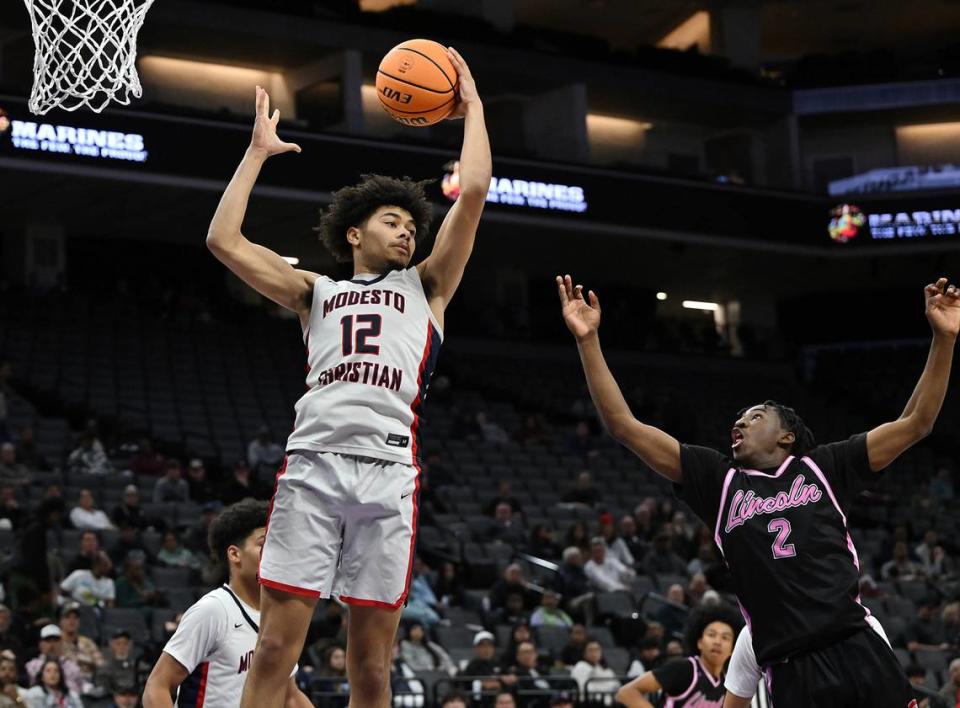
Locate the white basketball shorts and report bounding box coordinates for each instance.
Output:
[258,450,421,609]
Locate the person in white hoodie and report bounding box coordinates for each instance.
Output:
[571,640,620,705]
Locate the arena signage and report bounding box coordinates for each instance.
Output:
[868,209,960,239]
[2,111,148,163]
[829,164,960,196]
[442,160,588,213]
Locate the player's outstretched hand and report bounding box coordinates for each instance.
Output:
[445,47,481,119]
[250,86,301,158]
[925,277,960,338]
[557,274,601,342]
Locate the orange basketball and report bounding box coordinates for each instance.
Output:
[376,39,458,127]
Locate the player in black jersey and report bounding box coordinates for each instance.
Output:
[557,274,959,708]
[617,605,740,708]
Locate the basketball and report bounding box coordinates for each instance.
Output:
[376,39,458,127]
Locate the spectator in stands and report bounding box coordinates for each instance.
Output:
[562,471,599,507]
[23,657,83,708]
[942,602,960,651]
[13,497,64,614]
[655,584,689,638]
[566,422,597,460]
[60,551,115,607]
[929,466,955,502]
[14,427,46,471]
[916,530,954,579]
[115,551,159,609]
[633,504,655,542]
[69,489,115,531]
[154,460,190,504]
[642,531,688,577]
[484,480,523,517]
[905,664,935,708]
[618,515,647,564]
[492,592,530,628]
[530,590,572,628]
[440,692,469,708]
[399,621,456,675]
[528,525,562,561]
[0,362,11,444]
[389,637,426,707]
[111,485,147,531]
[560,623,588,666]
[475,412,509,445]
[66,432,112,476]
[490,564,534,612]
[516,414,548,447]
[571,640,618,705]
[67,531,100,574]
[491,503,525,546]
[157,530,202,570]
[0,655,26,707]
[220,460,268,504]
[313,646,349,705]
[402,557,442,628]
[247,426,284,476]
[129,438,164,477]
[687,573,709,607]
[460,630,504,697]
[555,548,592,622]
[186,458,217,504]
[585,537,635,593]
[665,639,684,658]
[96,629,137,695]
[631,636,663,674]
[494,692,517,708]
[0,487,23,530]
[507,640,551,704]
[25,626,85,694]
[0,606,24,660]
[908,601,949,652]
[882,541,922,580]
[108,684,140,708]
[108,524,154,567]
[434,561,465,608]
[940,659,960,707]
[687,540,718,577]
[563,521,590,557]
[0,444,29,487]
[599,513,635,568]
[58,603,102,685]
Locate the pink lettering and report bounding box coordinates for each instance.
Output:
[725,475,822,534]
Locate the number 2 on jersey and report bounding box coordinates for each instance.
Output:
[767,518,797,559]
[341,314,382,355]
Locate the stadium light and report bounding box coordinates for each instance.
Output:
[282,256,299,265]
[656,292,668,301]
[682,300,719,311]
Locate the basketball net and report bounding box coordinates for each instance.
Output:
[22,0,156,114]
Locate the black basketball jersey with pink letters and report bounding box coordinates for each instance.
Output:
[674,433,878,666]
[653,656,725,707]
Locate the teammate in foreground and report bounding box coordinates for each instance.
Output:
[204,48,490,708]
[557,274,958,707]
[616,605,739,708]
[142,499,311,707]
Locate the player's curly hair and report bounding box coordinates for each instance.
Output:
[683,603,743,656]
[208,498,269,565]
[739,400,817,456]
[315,174,434,263]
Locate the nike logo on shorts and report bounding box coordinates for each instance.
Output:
[400,490,413,499]
[234,623,243,628]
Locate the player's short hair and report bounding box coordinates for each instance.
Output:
[739,400,816,456]
[683,604,743,655]
[315,174,434,263]
[208,499,269,565]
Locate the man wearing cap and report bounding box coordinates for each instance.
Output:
[111,485,147,531]
[460,630,506,698]
[97,629,138,695]
[59,603,103,686]
[186,459,217,504]
[24,625,85,694]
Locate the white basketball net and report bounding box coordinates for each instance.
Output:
[22,0,156,114]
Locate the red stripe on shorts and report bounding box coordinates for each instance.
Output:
[260,576,322,599]
[339,594,405,610]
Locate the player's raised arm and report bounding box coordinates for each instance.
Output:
[866,278,958,472]
[557,275,682,482]
[142,652,188,708]
[206,86,317,319]
[417,48,492,311]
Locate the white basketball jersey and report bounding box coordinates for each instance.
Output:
[164,585,263,708]
[286,268,444,466]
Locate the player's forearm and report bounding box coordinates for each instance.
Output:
[615,686,655,708]
[207,147,268,250]
[456,103,492,198]
[576,334,636,438]
[899,332,956,432]
[141,681,175,708]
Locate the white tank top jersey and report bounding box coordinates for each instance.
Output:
[163,585,292,708]
[286,267,444,466]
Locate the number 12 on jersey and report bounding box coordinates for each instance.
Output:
[341,314,383,355]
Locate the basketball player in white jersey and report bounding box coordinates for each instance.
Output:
[205,47,490,708]
[142,500,312,708]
